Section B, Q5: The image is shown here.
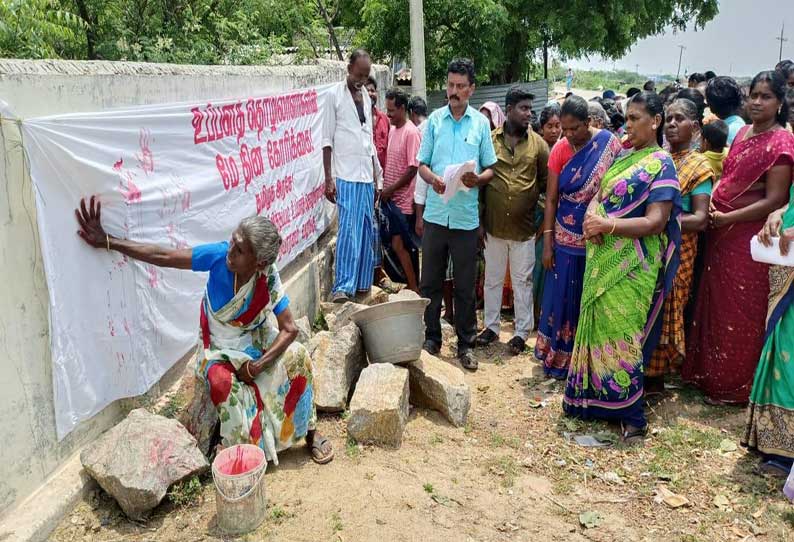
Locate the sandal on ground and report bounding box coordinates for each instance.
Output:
[332,291,351,304]
[620,422,647,446]
[475,329,498,347]
[308,434,334,465]
[757,458,791,478]
[507,336,526,356]
[458,349,478,371]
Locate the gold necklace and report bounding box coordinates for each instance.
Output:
[233,272,238,293]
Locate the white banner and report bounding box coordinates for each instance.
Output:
[21,84,337,439]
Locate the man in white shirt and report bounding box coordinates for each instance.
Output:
[323,49,381,303]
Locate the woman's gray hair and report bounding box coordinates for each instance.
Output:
[588,101,608,127]
[669,98,700,122]
[238,215,282,266]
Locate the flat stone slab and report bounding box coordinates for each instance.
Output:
[408,351,471,427]
[309,323,366,412]
[321,301,369,332]
[81,408,209,520]
[348,363,410,448]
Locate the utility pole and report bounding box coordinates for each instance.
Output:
[777,22,788,62]
[675,45,686,81]
[409,0,427,100]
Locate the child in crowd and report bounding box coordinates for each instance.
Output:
[700,119,729,183]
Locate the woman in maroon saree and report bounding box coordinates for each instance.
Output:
[684,71,794,404]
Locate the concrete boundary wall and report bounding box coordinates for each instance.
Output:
[0,59,388,533]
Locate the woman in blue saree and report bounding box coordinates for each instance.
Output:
[536,95,622,378]
[75,197,334,465]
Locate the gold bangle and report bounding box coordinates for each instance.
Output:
[242,362,253,381]
[106,234,110,251]
[609,219,617,235]
[542,229,553,235]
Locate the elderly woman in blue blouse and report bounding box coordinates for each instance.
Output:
[75,196,333,464]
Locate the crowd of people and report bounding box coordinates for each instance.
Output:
[322,50,794,471]
[71,48,794,474]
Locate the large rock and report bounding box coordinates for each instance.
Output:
[321,301,369,332]
[441,320,456,342]
[409,351,471,427]
[177,372,218,457]
[295,315,313,345]
[309,323,367,412]
[81,408,209,520]
[348,364,410,447]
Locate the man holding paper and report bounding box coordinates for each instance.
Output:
[475,87,548,355]
[416,58,497,371]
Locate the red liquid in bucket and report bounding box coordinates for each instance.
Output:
[216,445,263,476]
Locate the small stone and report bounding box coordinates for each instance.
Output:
[348,364,410,447]
[324,301,369,331]
[408,351,471,427]
[309,323,366,412]
[356,286,389,305]
[81,409,209,520]
[294,315,313,345]
[388,290,421,302]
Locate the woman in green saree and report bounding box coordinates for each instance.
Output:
[563,92,682,443]
[742,198,794,475]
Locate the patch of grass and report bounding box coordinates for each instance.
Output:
[345,437,360,459]
[463,423,473,435]
[429,433,443,446]
[490,433,506,448]
[423,482,434,493]
[167,476,202,507]
[484,456,518,488]
[269,505,292,524]
[340,409,350,420]
[158,392,186,419]
[781,509,794,528]
[330,511,343,532]
[313,311,328,332]
[647,423,723,490]
[493,355,505,366]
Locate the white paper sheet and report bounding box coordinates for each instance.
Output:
[441,160,476,203]
[750,235,794,266]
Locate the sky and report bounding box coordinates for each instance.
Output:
[567,0,794,78]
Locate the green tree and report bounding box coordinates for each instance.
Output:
[359,0,507,86]
[354,0,718,86]
[0,0,85,59]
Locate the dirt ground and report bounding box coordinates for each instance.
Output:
[50,320,794,542]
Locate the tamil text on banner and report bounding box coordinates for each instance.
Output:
[21,84,337,439]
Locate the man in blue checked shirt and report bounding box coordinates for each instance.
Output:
[416,58,497,371]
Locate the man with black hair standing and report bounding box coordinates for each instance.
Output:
[323,49,381,304]
[382,87,422,293]
[705,76,746,145]
[416,58,497,371]
[366,76,390,169]
[475,87,548,355]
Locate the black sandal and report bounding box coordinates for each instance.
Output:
[620,422,647,446]
[308,434,334,464]
[507,336,526,356]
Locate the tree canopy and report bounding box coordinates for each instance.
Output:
[1,0,719,87]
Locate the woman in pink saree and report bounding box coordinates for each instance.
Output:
[684,71,794,404]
